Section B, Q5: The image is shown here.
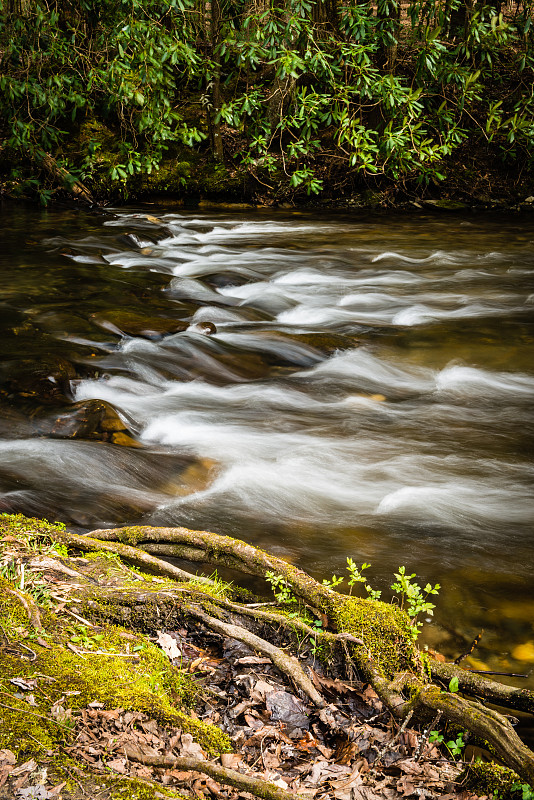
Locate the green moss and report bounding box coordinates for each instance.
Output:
[108,776,188,799]
[333,596,419,677]
[460,762,524,799]
[114,526,146,547]
[0,512,67,541]
[0,587,230,761]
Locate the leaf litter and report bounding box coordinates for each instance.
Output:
[0,620,489,800]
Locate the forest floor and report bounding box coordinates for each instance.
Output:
[0,515,530,800]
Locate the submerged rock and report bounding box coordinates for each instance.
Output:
[90,310,188,339]
[36,399,134,443]
[2,357,76,406]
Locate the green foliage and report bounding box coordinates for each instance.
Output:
[1,0,532,198]
[390,567,440,640]
[511,783,534,800]
[69,624,105,650]
[429,728,466,759]
[267,559,438,641]
[0,0,204,198]
[346,558,382,600]
[265,570,296,604]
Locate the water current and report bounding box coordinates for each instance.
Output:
[1,203,533,683]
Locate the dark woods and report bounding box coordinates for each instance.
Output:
[0,0,532,202]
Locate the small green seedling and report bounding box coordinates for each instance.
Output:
[429,729,466,760]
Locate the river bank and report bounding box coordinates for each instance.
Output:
[2,138,534,213]
[1,513,534,800]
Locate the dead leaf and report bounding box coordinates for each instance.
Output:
[10,678,37,691]
[243,726,279,747]
[250,679,276,702]
[0,750,16,766]
[156,631,182,662]
[220,754,242,769]
[330,769,363,791]
[180,733,205,760]
[107,758,127,774]
[397,775,416,796]
[11,760,38,777]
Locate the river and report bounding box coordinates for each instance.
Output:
[1,202,533,687]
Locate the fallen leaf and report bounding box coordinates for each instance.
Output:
[250,679,276,702]
[0,750,16,765]
[156,631,182,662]
[107,758,127,774]
[11,760,38,777]
[10,678,37,691]
[180,733,205,760]
[220,754,242,769]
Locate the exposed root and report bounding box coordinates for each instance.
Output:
[408,681,534,783]
[430,659,534,714]
[192,594,363,656]
[88,526,340,610]
[184,602,326,708]
[123,747,300,800]
[53,529,214,585]
[51,523,534,783]
[5,587,44,632]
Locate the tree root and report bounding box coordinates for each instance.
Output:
[203,594,363,655]
[52,529,214,586]
[88,525,355,611]
[70,524,534,783]
[5,587,44,632]
[407,681,534,782]
[122,748,300,800]
[184,602,326,707]
[430,659,534,715]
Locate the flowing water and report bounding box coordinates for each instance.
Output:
[1,202,534,686]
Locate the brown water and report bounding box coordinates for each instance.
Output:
[1,202,534,686]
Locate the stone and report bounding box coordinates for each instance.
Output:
[90,310,188,339]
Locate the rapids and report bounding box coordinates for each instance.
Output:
[1,204,533,680]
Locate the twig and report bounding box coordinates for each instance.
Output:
[18,641,37,661]
[62,608,97,627]
[415,710,442,761]
[376,710,414,762]
[466,670,529,678]
[122,748,300,800]
[454,631,484,664]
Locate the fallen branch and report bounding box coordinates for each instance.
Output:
[123,748,300,800]
[38,152,95,205]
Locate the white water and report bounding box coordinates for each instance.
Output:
[3,209,534,584]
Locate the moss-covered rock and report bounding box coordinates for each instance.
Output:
[460,761,527,799]
[333,595,420,677]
